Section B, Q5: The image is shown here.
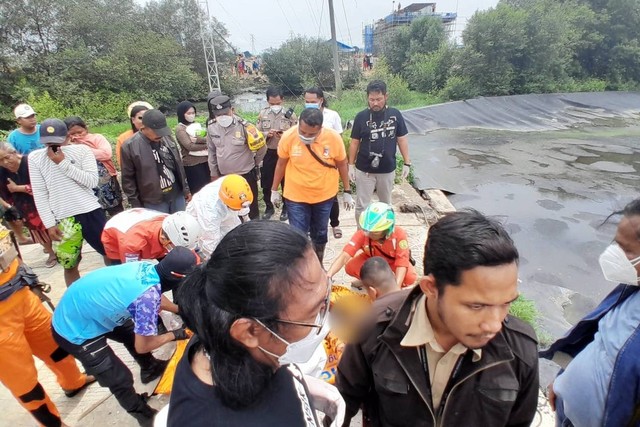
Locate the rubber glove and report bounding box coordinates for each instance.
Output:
[348,164,356,183]
[270,191,282,208]
[401,164,411,181]
[343,193,355,211]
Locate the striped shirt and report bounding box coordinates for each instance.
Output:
[28,144,101,229]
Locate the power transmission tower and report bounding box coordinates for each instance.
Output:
[328,0,342,97]
[250,34,256,54]
[199,0,221,92]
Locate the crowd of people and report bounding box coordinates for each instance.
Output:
[1,78,639,427]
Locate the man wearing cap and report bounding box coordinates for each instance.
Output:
[8,104,43,155]
[52,246,197,426]
[206,94,267,219]
[28,118,108,286]
[121,109,191,214]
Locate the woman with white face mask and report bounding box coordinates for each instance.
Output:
[175,101,210,194]
[541,198,640,427]
[168,221,345,427]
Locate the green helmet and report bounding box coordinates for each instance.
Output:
[359,202,395,235]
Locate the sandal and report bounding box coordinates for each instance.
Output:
[332,227,343,239]
[45,256,57,268]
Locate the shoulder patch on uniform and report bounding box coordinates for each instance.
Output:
[398,240,408,249]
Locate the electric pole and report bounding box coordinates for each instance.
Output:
[199,0,221,92]
[328,0,342,97]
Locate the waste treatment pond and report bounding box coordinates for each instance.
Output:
[404,92,640,338]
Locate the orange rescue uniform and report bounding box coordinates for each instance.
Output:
[101,208,168,262]
[277,127,346,203]
[0,259,87,426]
[342,226,417,286]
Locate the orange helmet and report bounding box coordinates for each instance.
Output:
[219,174,254,210]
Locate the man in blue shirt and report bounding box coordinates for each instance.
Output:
[7,104,43,154]
[541,198,640,427]
[52,247,197,426]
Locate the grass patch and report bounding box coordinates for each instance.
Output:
[509,295,552,346]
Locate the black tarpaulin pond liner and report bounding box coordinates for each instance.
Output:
[402,91,640,135]
[401,92,640,192]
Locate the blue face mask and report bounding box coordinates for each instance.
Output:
[305,103,320,110]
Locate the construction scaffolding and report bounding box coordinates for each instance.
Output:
[363,2,457,55]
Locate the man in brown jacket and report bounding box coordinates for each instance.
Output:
[121,109,191,214]
[336,209,539,427]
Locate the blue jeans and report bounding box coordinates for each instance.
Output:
[555,395,575,427]
[286,197,334,245]
[144,193,186,214]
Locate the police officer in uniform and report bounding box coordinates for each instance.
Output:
[206,94,267,220]
[256,86,297,220]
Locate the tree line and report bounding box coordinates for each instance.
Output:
[379,0,639,100]
[0,0,235,127]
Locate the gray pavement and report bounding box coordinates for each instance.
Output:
[0,183,555,426]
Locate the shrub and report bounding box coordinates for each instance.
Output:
[439,76,480,101]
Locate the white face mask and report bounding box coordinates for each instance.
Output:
[216,115,234,128]
[184,113,196,123]
[599,243,640,285]
[270,105,283,114]
[257,313,330,366]
[298,132,317,145]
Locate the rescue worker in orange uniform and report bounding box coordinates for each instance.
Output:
[101,209,202,264]
[0,226,94,426]
[327,202,417,287]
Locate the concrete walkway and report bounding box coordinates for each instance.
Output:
[1,183,555,426]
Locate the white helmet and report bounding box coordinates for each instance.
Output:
[162,212,202,249]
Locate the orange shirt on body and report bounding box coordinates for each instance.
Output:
[116,129,134,168]
[343,227,413,269]
[277,126,346,204]
[101,208,168,262]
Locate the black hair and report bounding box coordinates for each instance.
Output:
[603,198,640,239]
[178,220,313,410]
[367,80,387,95]
[266,86,283,100]
[360,256,396,292]
[63,116,87,130]
[424,209,519,293]
[299,108,324,127]
[129,105,149,132]
[305,87,328,107]
[176,100,195,126]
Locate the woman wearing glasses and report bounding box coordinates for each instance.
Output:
[168,220,344,426]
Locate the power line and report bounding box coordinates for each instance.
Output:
[341,0,353,46]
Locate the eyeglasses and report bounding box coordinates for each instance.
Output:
[272,276,331,335]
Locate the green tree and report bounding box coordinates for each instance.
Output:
[262,36,335,94]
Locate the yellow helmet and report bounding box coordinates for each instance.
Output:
[219,174,254,210]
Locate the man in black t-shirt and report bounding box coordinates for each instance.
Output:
[348,80,411,220]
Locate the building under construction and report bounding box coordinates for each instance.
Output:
[363,3,457,55]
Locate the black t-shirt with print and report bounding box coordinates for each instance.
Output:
[351,107,408,174]
[168,336,321,426]
[150,142,178,196]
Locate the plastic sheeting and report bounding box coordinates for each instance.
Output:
[403,92,640,134]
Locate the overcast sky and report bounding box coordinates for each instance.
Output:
[204,0,499,53]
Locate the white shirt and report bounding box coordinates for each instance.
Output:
[186,180,242,258]
[28,144,101,229]
[322,108,343,133]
